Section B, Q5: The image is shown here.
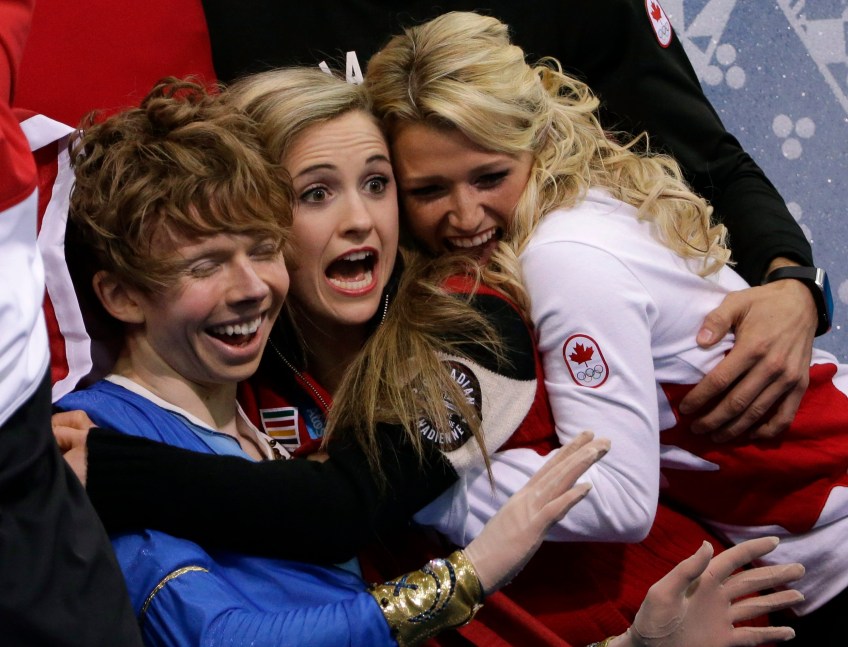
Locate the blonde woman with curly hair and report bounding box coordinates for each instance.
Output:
[361,10,848,645]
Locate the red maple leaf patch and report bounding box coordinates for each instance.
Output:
[569,343,594,365]
[650,1,662,20]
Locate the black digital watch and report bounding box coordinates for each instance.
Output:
[764,266,834,337]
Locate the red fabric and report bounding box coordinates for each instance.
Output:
[0,0,36,212]
[499,504,727,645]
[0,102,34,211]
[661,362,848,533]
[13,0,216,126]
[29,139,70,385]
[360,505,768,647]
[0,0,35,102]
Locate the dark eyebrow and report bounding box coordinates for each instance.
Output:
[402,161,508,187]
[293,163,336,180]
[366,154,392,165]
[293,153,390,180]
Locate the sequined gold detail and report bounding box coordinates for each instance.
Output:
[140,565,209,625]
[586,638,616,647]
[368,549,483,646]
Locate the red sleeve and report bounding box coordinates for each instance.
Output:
[14,0,216,127]
[0,0,36,211]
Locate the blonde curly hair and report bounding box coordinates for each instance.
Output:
[367,11,730,310]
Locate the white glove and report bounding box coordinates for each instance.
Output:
[615,536,805,647]
[463,431,609,594]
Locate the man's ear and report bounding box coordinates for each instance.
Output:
[92,271,146,324]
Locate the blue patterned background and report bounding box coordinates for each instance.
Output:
[664,0,847,360]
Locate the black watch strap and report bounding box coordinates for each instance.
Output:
[764,266,834,337]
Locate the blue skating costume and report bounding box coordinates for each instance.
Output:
[58,377,397,647]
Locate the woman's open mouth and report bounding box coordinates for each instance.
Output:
[325,249,378,294]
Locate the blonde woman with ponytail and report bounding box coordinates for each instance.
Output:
[363,11,848,645]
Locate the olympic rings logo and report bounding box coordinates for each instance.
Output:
[576,365,606,383]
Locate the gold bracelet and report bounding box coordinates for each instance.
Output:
[368,549,484,646]
[586,638,616,647]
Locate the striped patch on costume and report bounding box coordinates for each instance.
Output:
[259,406,299,446]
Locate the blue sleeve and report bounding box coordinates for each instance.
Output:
[113,530,398,647]
[143,574,398,647]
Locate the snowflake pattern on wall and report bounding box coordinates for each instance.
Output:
[662,0,848,360]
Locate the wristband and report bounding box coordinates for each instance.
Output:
[764,266,833,337]
[369,549,483,646]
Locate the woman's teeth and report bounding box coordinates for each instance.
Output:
[450,229,496,248]
[341,250,372,262]
[210,316,261,337]
[329,270,373,290]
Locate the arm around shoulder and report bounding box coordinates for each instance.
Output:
[85,425,457,562]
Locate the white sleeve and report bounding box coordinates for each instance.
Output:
[425,239,663,545]
[527,239,661,540]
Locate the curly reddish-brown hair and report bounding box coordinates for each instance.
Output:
[69,76,292,293]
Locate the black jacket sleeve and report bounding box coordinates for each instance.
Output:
[502,0,814,284]
[86,424,456,563]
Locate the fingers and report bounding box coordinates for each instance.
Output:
[532,438,609,511]
[708,356,808,441]
[525,432,602,489]
[538,431,595,471]
[650,540,714,599]
[693,294,740,349]
[684,349,803,440]
[681,281,816,438]
[542,481,593,527]
[706,536,780,581]
[728,587,805,624]
[53,425,89,453]
[748,380,807,440]
[728,625,796,645]
[723,561,805,601]
[518,437,610,538]
[52,409,96,430]
[52,409,95,453]
[463,437,607,596]
[679,348,756,425]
